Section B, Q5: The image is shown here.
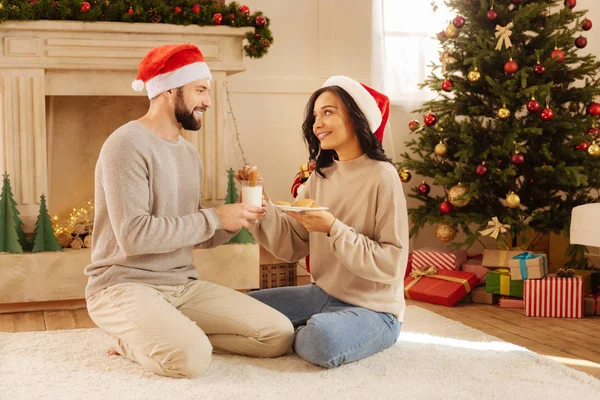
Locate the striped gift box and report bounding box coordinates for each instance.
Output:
[524,275,584,318]
[411,248,468,272]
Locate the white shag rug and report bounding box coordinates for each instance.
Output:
[0,306,598,400]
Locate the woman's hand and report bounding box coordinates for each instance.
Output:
[284,210,336,234]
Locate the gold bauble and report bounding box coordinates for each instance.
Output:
[435,223,458,243]
[434,142,448,157]
[448,183,471,207]
[505,192,521,209]
[467,68,481,82]
[445,24,460,39]
[497,107,511,119]
[588,143,600,158]
[399,170,412,183]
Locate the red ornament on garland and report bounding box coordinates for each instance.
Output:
[576,140,590,151]
[127,7,134,15]
[487,9,498,20]
[418,183,431,195]
[174,6,182,14]
[453,16,465,29]
[442,79,453,92]
[511,153,525,166]
[504,59,519,75]
[80,1,91,12]
[564,0,576,9]
[541,107,555,121]
[588,127,600,137]
[408,119,420,131]
[191,4,200,14]
[527,98,541,113]
[534,63,546,75]
[582,18,593,31]
[255,16,267,27]
[213,13,223,25]
[238,5,250,16]
[587,102,600,116]
[440,200,453,215]
[575,36,587,49]
[437,31,447,41]
[424,113,437,126]
[551,48,565,62]
[476,163,488,176]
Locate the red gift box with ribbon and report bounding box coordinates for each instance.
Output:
[584,291,599,316]
[404,266,479,307]
[524,275,584,318]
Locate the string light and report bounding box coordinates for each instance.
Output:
[53,199,94,236]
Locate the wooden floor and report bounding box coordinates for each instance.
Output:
[1,278,599,379]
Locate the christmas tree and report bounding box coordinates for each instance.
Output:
[398,0,600,264]
[32,195,62,253]
[0,172,24,253]
[225,168,255,244]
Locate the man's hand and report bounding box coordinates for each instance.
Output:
[284,210,336,234]
[216,203,266,230]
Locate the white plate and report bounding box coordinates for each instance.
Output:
[273,205,329,213]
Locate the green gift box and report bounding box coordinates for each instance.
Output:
[485,268,524,297]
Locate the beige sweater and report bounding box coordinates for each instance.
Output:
[252,154,409,320]
[85,121,236,299]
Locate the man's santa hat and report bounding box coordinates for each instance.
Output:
[322,76,390,141]
[132,44,211,100]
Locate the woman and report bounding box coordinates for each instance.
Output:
[248,76,409,368]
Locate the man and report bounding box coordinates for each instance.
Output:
[85,44,294,379]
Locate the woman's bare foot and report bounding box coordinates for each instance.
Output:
[107,349,120,356]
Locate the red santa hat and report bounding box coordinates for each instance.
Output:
[322,76,390,141]
[132,44,211,99]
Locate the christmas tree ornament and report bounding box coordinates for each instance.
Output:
[439,200,453,215]
[148,8,161,23]
[586,102,600,116]
[527,97,541,113]
[575,36,587,49]
[510,152,525,166]
[255,16,267,26]
[487,8,498,21]
[467,67,481,82]
[418,182,431,195]
[80,1,91,12]
[564,0,576,9]
[588,126,600,138]
[505,192,521,208]
[424,113,437,126]
[497,105,511,119]
[588,142,600,158]
[476,162,488,176]
[434,141,448,157]
[213,13,223,25]
[551,48,565,62]
[445,23,459,39]
[191,4,200,13]
[504,58,519,75]
[238,5,250,16]
[575,140,590,151]
[453,15,465,29]
[534,62,546,75]
[437,31,447,42]
[582,18,592,31]
[127,7,134,15]
[409,119,420,131]
[442,79,453,92]
[174,6,182,14]
[448,183,471,207]
[495,23,513,51]
[399,170,412,183]
[540,107,554,121]
[479,216,510,239]
[435,223,458,243]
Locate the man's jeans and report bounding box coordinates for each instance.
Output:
[248,284,401,368]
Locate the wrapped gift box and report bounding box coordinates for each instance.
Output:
[508,252,547,280]
[404,267,479,307]
[485,269,524,297]
[524,275,584,318]
[462,259,491,284]
[471,286,499,304]
[404,253,413,279]
[482,249,524,268]
[573,270,595,293]
[499,297,525,309]
[584,293,599,316]
[411,247,468,272]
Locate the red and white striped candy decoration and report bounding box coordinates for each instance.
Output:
[524,276,583,318]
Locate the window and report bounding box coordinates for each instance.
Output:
[382,0,452,102]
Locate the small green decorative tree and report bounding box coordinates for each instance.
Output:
[32,195,62,253]
[225,168,255,244]
[0,172,24,253]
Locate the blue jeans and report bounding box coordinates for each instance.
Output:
[247,284,401,368]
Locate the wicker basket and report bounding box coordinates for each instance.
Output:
[260,262,297,289]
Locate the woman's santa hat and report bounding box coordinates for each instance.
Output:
[322,76,390,141]
[132,44,211,99]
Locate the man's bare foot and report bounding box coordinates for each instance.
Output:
[107,349,120,356]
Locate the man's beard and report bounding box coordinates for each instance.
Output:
[174,89,203,131]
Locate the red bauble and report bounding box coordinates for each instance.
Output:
[534,63,546,75]
[418,183,431,195]
[504,60,519,75]
[582,18,593,31]
[80,1,91,12]
[487,9,498,20]
[408,119,420,131]
[540,107,555,121]
[512,0,523,4]
[511,153,525,166]
[475,164,488,176]
[551,48,565,62]
[527,99,541,113]
[440,201,453,215]
[575,36,587,49]
[453,16,465,29]
[587,102,600,116]
[437,31,447,41]
[564,0,576,9]
[238,5,250,16]
[576,140,590,151]
[442,79,453,92]
[588,127,600,137]
[191,4,200,14]
[213,13,223,25]
[174,6,182,14]
[424,113,437,126]
[127,7,134,15]
[255,16,267,26]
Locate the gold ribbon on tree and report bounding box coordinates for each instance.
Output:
[495,22,514,51]
[479,216,510,239]
[404,265,472,299]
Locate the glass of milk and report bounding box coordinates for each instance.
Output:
[241,180,263,207]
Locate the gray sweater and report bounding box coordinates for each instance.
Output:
[85,121,236,299]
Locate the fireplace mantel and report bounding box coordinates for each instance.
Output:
[0,20,251,229]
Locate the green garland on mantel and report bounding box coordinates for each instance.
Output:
[0,0,273,58]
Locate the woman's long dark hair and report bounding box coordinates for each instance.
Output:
[301,86,393,178]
